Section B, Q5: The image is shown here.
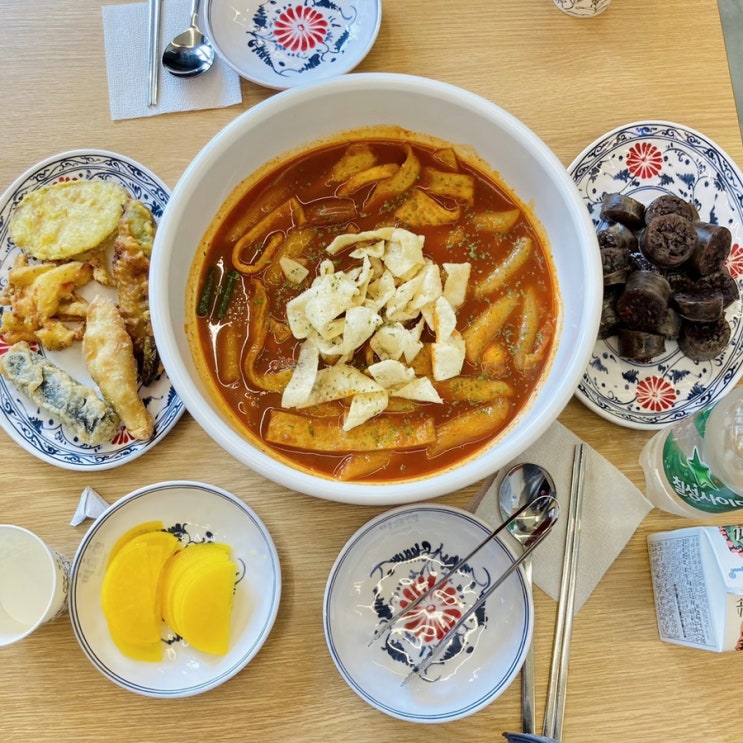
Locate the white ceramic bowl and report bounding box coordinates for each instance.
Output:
[323,504,532,722]
[203,0,382,90]
[151,73,602,506]
[68,481,281,698]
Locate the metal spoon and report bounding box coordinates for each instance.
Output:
[161,0,215,78]
[499,463,557,735]
[404,492,559,684]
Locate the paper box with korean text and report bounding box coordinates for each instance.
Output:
[647,525,743,652]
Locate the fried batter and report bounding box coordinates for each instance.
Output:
[83,295,154,440]
[112,200,160,385]
[0,254,92,350]
[0,341,120,446]
[9,180,128,261]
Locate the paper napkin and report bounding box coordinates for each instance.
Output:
[471,420,652,613]
[101,0,243,121]
[70,486,110,526]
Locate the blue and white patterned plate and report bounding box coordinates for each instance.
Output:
[69,481,281,698]
[0,150,184,469]
[569,121,743,429]
[323,504,531,723]
[203,0,382,89]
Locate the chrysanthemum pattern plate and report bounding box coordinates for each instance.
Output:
[323,505,531,723]
[204,0,382,89]
[569,121,743,429]
[0,150,184,468]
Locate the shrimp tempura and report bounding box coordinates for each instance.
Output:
[83,294,154,440]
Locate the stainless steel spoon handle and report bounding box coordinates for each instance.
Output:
[189,0,201,27]
[520,559,536,733]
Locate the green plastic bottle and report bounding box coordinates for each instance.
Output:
[640,387,743,517]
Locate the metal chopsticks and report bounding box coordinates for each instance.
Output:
[147,0,162,106]
[371,495,545,644]
[402,493,558,685]
[542,443,586,740]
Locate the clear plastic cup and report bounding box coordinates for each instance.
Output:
[553,0,612,17]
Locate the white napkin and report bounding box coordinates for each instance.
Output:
[471,420,652,613]
[70,486,110,526]
[102,0,242,121]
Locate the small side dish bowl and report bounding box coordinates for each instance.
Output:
[203,0,382,89]
[323,504,532,723]
[68,481,281,698]
[151,72,601,505]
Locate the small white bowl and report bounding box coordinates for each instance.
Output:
[151,72,602,505]
[323,504,532,723]
[68,481,281,698]
[203,0,382,89]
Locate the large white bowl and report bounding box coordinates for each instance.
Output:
[151,73,601,506]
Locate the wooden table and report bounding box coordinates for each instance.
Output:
[1,1,740,741]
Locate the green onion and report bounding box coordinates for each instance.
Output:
[216,270,240,319]
[197,266,217,316]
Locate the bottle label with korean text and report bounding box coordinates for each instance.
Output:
[662,408,743,514]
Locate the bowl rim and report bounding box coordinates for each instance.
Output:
[151,72,602,505]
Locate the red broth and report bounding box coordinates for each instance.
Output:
[187,129,557,483]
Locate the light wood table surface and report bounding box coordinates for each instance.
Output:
[1,1,741,741]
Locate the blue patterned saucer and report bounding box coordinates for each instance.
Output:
[69,481,281,698]
[324,504,531,723]
[569,121,743,429]
[203,0,382,89]
[0,150,184,469]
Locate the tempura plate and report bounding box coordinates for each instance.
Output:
[0,150,184,469]
[570,121,743,429]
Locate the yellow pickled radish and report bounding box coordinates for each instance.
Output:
[101,524,237,662]
[173,556,236,655]
[110,636,163,663]
[102,541,157,644]
[100,530,179,658]
[107,520,165,566]
[160,542,231,635]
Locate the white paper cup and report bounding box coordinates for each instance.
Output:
[0,525,70,647]
[553,0,612,17]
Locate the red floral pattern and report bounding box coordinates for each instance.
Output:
[636,375,676,412]
[111,427,134,446]
[726,242,743,279]
[273,5,329,53]
[626,141,663,180]
[0,339,39,355]
[397,573,463,643]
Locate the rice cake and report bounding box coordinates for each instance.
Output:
[9,180,128,260]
